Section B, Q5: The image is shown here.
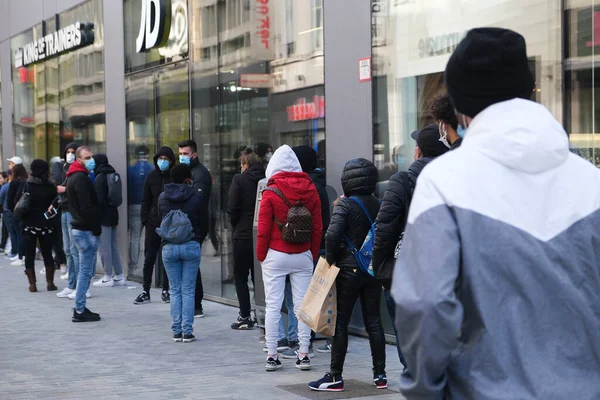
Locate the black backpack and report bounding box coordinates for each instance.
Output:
[105,172,123,207]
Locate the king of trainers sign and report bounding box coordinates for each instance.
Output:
[14,21,95,68]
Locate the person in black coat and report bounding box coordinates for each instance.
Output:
[135,146,175,305]
[157,164,203,342]
[17,160,58,293]
[227,148,265,330]
[92,154,125,287]
[309,158,387,392]
[371,124,449,369]
[6,164,28,263]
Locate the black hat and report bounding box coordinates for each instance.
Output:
[30,159,49,178]
[445,28,534,118]
[414,124,449,158]
[292,145,317,173]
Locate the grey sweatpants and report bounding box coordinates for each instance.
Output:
[99,225,123,276]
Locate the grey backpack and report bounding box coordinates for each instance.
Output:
[155,209,194,244]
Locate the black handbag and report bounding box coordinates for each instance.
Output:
[14,182,31,220]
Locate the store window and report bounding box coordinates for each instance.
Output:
[372,0,562,181]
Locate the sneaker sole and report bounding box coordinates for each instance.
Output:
[72,317,101,323]
[172,338,183,342]
[308,386,344,392]
[195,314,204,318]
[182,338,196,343]
[133,300,151,305]
[295,364,312,371]
[265,365,282,372]
[317,349,331,353]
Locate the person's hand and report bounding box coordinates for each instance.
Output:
[48,206,54,212]
[57,185,66,193]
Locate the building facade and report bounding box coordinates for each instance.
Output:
[0,0,598,312]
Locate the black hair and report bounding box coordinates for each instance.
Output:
[177,140,197,153]
[431,94,459,130]
[0,172,8,180]
[12,164,28,181]
[170,164,192,184]
[135,145,150,156]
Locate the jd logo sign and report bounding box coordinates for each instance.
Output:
[136,0,172,53]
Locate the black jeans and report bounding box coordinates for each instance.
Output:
[195,268,204,309]
[52,212,66,266]
[143,226,169,293]
[233,239,255,318]
[23,230,55,270]
[330,268,386,377]
[0,217,8,249]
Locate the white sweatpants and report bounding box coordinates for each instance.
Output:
[262,248,313,356]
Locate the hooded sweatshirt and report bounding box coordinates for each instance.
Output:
[392,98,600,399]
[66,161,101,236]
[256,145,322,262]
[51,141,79,211]
[141,146,175,227]
[158,183,204,243]
[93,154,119,227]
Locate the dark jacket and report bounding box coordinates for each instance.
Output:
[93,154,119,227]
[371,157,433,273]
[158,183,205,243]
[325,158,379,269]
[308,169,330,250]
[141,147,175,228]
[66,161,102,236]
[227,163,265,240]
[450,137,463,150]
[7,179,25,212]
[190,157,212,241]
[51,142,78,212]
[16,177,57,229]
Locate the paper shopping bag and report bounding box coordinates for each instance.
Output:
[297,257,340,336]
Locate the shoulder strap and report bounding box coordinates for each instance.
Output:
[264,187,293,208]
[348,196,374,225]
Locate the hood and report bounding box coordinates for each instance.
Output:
[341,158,378,196]
[308,168,326,187]
[63,142,79,159]
[245,163,266,183]
[93,154,115,174]
[292,145,318,173]
[407,157,434,184]
[163,183,195,203]
[66,160,88,177]
[464,99,569,174]
[153,146,176,172]
[265,145,302,180]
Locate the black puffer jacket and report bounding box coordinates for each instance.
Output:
[372,157,434,273]
[17,178,57,229]
[141,147,175,228]
[227,163,265,240]
[93,154,119,227]
[190,157,212,241]
[325,159,379,269]
[158,183,204,243]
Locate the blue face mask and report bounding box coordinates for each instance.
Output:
[179,155,191,165]
[84,159,95,172]
[157,159,170,171]
[457,113,468,138]
[397,156,405,167]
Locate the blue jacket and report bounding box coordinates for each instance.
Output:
[127,160,152,205]
[0,183,9,210]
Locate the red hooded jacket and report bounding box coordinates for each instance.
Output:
[256,146,322,262]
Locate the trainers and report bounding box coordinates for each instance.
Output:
[60,265,67,274]
[134,291,151,305]
[161,290,170,303]
[317,342,332,353]
[60,273,68,280]
[92,275,114,287]
[68,290,91,300]
[194,307,204,318]
[182,334,196,343]
[282,343,314,359]
[231,314,254,330]
[40,267,46,274]
[262,338,289,353]
[296,355,312,370]
[57,287,75,298]
[265,357,282,372]
[72,308,101,323]
[113,275,127,286]
[373,374,388,389]
[6,254,18,261]
[172,333,183,342]
[11,259,23,266]
[308,373,344,392]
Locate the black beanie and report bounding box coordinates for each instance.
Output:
[292,145,317,173]
[170,164,192,184]
[445,28,534,118]
[30,159,49,178]
[414,125,449,158]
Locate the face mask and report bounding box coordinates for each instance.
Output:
[157,159,170,171]
[457,114,469,138]
[397,156,405,167]
[179,155,191,165]
[265,152,273,162]
[84,159,96,172]
[66,153,76,164]
[438,122,451,149]
[188,181,193,188]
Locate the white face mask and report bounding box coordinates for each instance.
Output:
[265,152,273,162]
[438,122,451,149]
[66,153,76,164]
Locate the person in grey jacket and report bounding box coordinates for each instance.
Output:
[393,27,600,399]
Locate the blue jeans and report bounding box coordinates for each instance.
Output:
[4,210,23,258]
[384,288,407,368]
[278,278,298,342]
[63,212,80,290]
[72,230,99,313]
[162,241,201,335]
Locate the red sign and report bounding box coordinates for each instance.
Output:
[19,68,35,84]
[239,74,272,88]
[256,0,270,50]
[287,96,325,122]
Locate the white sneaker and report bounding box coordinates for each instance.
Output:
[11,259,23,266]
[60,273,68,280]
[7,255,19,261]
[40,267,46,274]
[57,288,75,298]
[60,266,67,274]
[68,290,91,299]
[92,275,114,287]
[113,275,127,286]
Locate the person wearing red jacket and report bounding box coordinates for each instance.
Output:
[256,145,322,372]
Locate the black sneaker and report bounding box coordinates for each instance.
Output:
[183,334,195,343]
[133,291,150,305]
[317,342,332,353]
[72,308,101,323]
[295,355,311,371]
[194,307,204,318]
[231,314,255,330]
[308,372,344,392]
[373,374,388,389]
[265,357,282,372]
[161,290,170,304]
[172,333,183,342]
[262,338,289,352]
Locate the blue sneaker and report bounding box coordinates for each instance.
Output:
[308,373,344,392]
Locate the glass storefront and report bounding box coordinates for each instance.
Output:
[124,0,325,300]
[10,0,106,165]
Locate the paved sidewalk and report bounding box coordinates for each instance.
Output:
[0,259,406,400]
